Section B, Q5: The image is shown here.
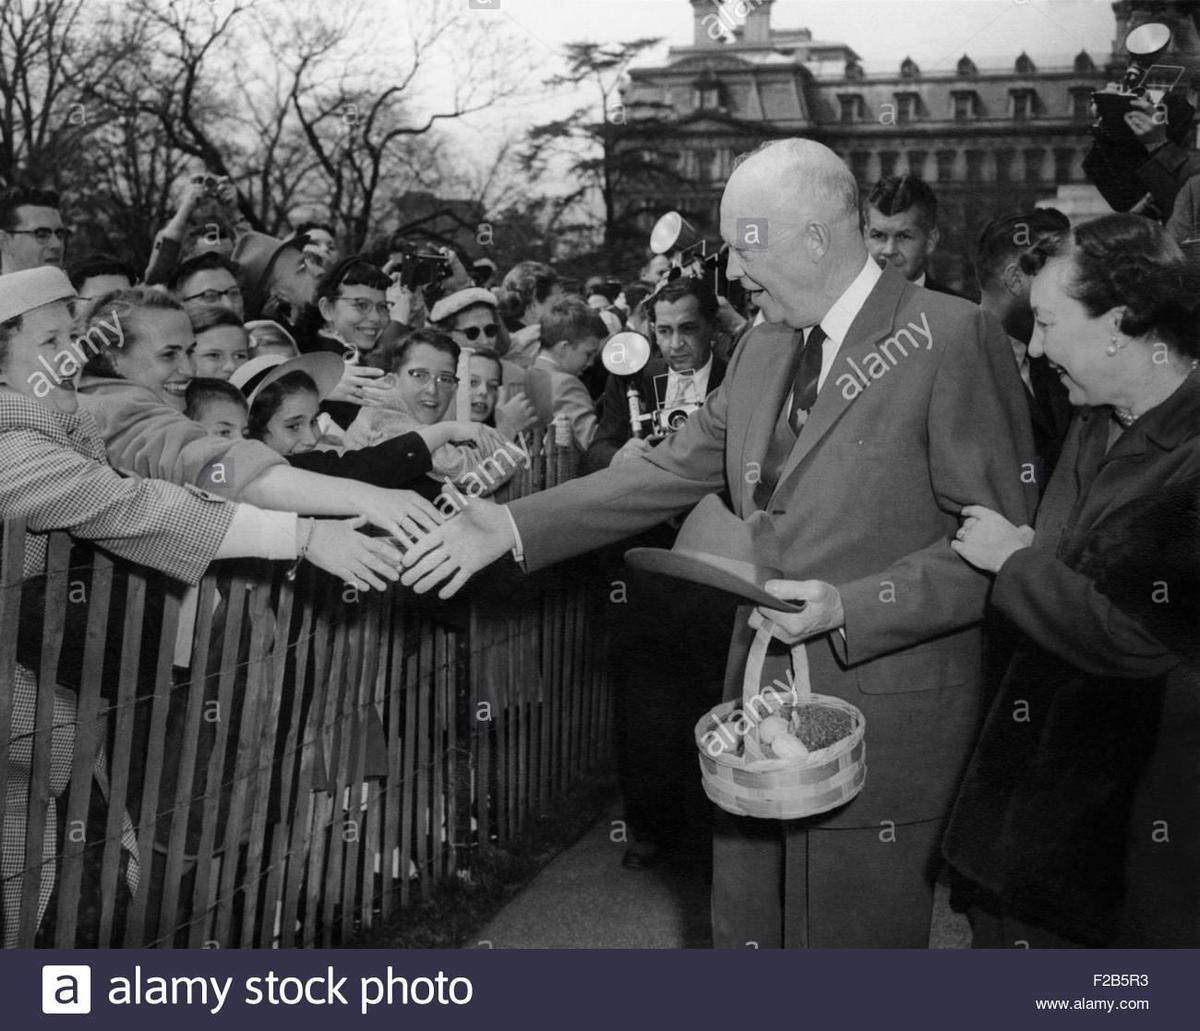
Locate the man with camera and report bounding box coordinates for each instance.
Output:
[586,277,727,473]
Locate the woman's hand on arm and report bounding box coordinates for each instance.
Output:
[951,504,1035,573]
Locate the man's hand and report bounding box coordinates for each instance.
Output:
[754,580,844,644]
[329,363,386,406]
[951,504,1034,573]
[401,497,516,598]
[611,437,653,466]
[1125,96,1168,149]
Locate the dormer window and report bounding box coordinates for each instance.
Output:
[894,92,920,124]
[839,93,866,124]
[693,76,722,112]
[957,54,978,78]
[1015,52,1036,75]
[952,91,979,121]
[1010,89,1038,121]
[1074,50,1095,74]
[900,56,920,80]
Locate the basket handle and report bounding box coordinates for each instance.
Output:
[744,610,811,709]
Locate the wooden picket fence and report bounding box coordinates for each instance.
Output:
[0,424,611,948]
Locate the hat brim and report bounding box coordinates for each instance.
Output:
[249,351,345,406]
[624,548,805,612]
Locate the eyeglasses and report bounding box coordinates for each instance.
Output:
[459,323,499,342]
[182,285,243,304]
[9,227,71,243]
[405,368,459,389]
[337,296,391,318]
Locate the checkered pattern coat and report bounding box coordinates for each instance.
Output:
[0,393,236,946]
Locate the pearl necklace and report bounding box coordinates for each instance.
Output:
[1113,358,1200,428]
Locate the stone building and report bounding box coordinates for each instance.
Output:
[618,0,1186,291]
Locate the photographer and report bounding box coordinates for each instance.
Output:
[585,277,727,473]
[146,172,249,285]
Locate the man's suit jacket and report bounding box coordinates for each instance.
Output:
[586,357,728,472]
[524,354,599,453]
[1026,353,1072,489]
[509,269,1038,828]
[924,275,966,300]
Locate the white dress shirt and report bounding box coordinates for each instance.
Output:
[664,356,714,406]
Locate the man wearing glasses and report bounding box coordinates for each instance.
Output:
[168,252,246,320]
[0,187,70,273]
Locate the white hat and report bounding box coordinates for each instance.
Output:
[428,287,498,325]
[0,267,76,323]
[229,351,345,407]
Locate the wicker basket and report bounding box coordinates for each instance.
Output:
[695,616,866,820]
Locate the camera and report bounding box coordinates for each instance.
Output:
[1091,22,1183,140]
[191,172,229,197]
[396,248,451,291]
[650,399,703,439]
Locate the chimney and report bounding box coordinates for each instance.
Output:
[744,0,774,44]
[690,0,720,48]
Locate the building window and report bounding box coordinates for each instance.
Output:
[893,92,919,124]
[1071,88,1093,122]
[906,150,927,177]
[1015,52,1037,75]
[694,149,716,183]
[879,151,899,178]
[952,91,978,121]
[1010,89,1037,121]
[849,150,871,181]
[965,150,985,183]
[839,94,866,123]
[936,149,957,182]
[693,83,721,111]
[900,56,920,80]
[994,148,1015,183]
[1024,148,1045,183]
[957,54,978,78]
[1054,147,1075,183]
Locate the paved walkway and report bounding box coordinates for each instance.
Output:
[470,803,971,949]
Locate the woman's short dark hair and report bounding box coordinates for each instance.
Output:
[82,288,186,377]
[247,370,318,439]
[1020,213,1200,359]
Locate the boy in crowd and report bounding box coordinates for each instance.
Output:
[524,296,607,453]
[185,378,249,439]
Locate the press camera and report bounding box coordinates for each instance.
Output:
[1091,22,1184,140]
[601,330,703,442]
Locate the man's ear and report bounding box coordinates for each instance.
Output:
[317,295,335,324]
[1001,262,1026,298]
[803,220,831,262]
[925,225,940,256]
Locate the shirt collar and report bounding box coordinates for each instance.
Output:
[914,271,927,287]
[818,257,882,344]
[667,355,713,382]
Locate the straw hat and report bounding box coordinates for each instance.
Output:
[229,351,344,407]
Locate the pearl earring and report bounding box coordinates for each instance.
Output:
[1106,334,1119,357]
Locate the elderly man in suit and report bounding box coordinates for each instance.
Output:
[400,138,1037,948]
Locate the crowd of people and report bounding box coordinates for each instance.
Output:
[1,129,1198,949]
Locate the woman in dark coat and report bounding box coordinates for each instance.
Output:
[944,213,1200,947]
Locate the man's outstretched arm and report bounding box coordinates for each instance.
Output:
[400,361,736,597]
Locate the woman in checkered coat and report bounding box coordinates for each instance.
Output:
[0,268,408,947]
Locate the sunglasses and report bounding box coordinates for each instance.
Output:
[459,323,499,342]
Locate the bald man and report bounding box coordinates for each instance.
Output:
[400,139,1037,948]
